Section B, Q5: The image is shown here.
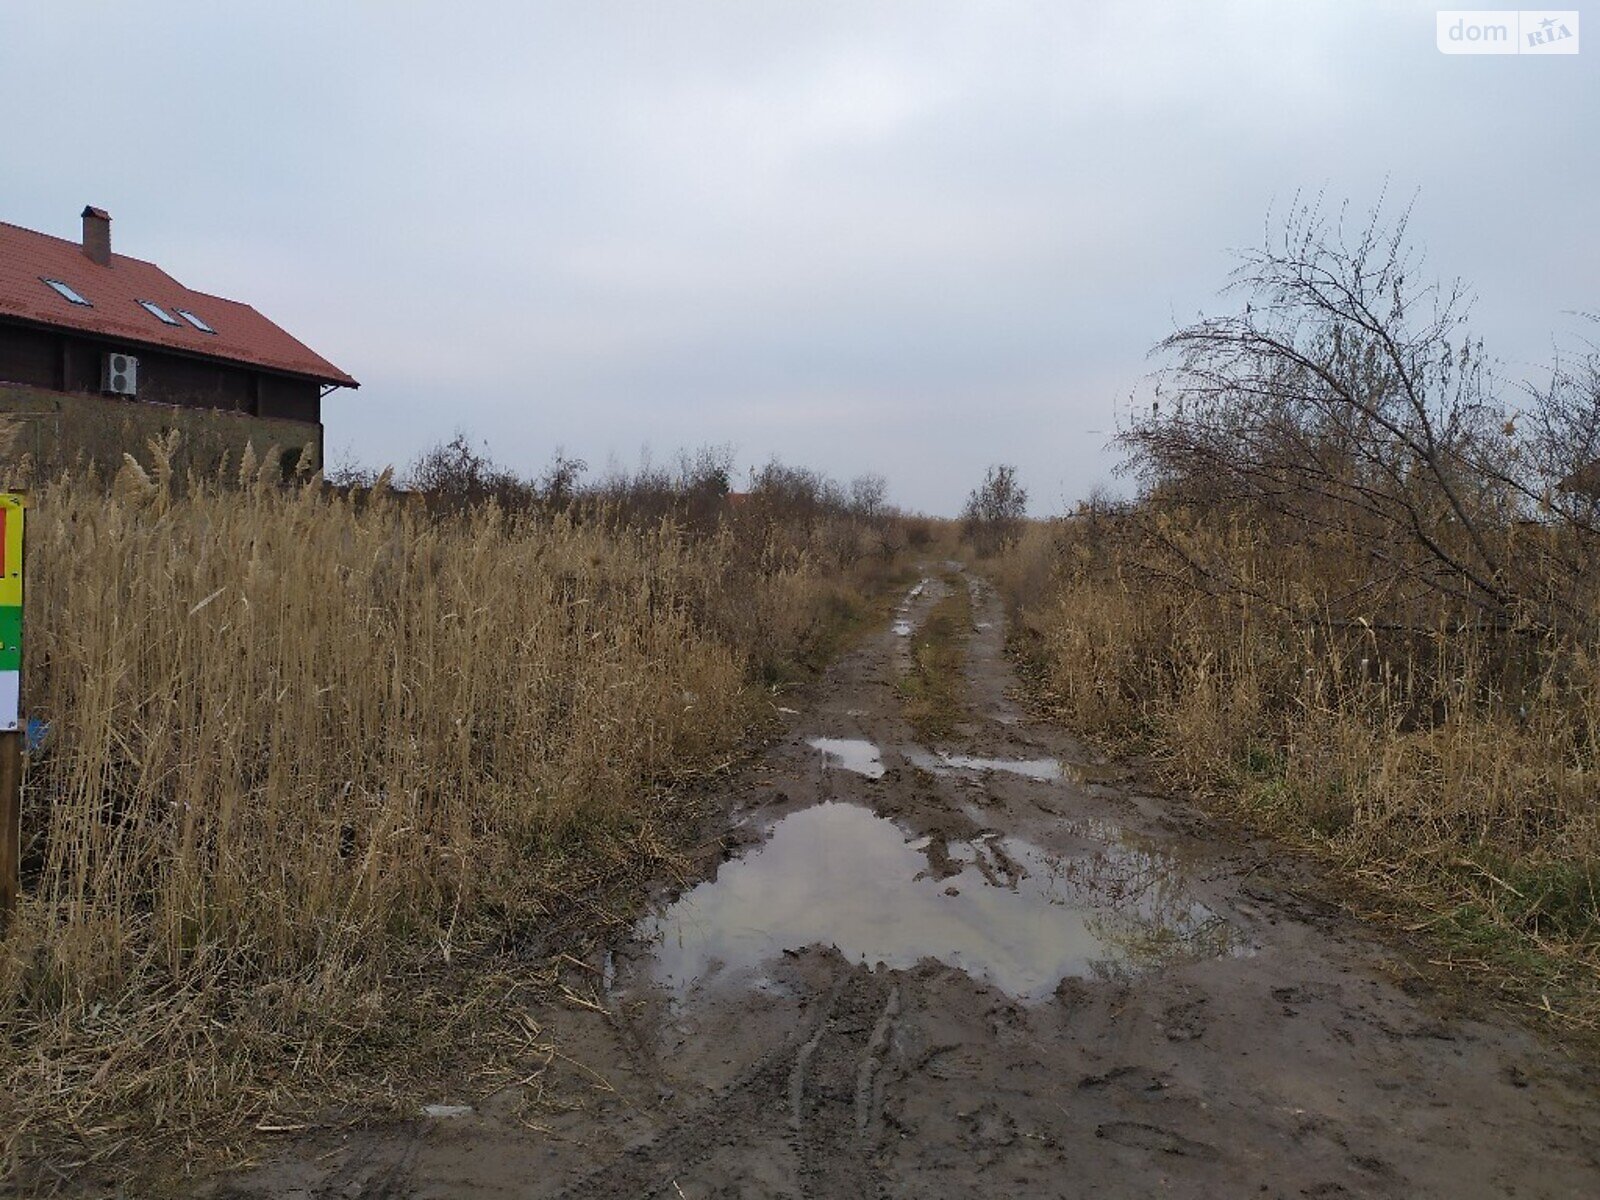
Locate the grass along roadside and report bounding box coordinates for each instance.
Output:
[0,450,916,1190]
[897,577,972,742]
[994,521,1600,1043]
[760,560,923,693]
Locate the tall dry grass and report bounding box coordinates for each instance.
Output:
[1003,511,1600,1020]
[0,443,888,1178]
[995,202,1600,1024]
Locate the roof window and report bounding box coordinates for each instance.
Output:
[42,278,91,306]
[177,308,215,333]
[137,299,181,326]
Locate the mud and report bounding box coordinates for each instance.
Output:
[208,568,1600,1199]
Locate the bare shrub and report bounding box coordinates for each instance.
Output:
[538,449,588,510]
[1007,201,1600,1015]
[961,463,1028,556]
[1125,199,1600,636]
[903,515,937,549]
[744,459,848,531]
[585,444,734,529]
[405,430,533,511]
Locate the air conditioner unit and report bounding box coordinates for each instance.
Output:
[103,352,139,396]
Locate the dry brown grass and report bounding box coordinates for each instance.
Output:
[897,581,972,742]
[0,384,321,481]
[1001,514,1600,1027]
[0,444,894,1184]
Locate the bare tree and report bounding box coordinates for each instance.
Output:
[962,464,1028,555]
[1118,197,1595,628]
[849,473,889,523]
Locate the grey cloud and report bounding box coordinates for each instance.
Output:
[2,1,1593,513]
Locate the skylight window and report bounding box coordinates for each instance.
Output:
[137,299,180,326]
[176,308,215,334]
[42,278,91,306]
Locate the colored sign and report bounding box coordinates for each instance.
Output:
[0,495,22,732]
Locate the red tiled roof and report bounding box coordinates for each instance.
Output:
[0,218,357,387]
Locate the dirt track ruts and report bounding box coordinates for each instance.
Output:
[211,566,1600,1199]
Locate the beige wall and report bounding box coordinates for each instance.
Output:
[0,384,321,483]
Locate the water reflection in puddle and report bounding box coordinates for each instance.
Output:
[904,747,1064,781]
[807,737,886,779]
[639,802,1237,1001]
[891,578,932,637]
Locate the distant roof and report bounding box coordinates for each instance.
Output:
[0,218,357,387]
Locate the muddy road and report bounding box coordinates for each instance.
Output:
[216,568,1600,1198]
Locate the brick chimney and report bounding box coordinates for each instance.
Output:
[81,206,111,266]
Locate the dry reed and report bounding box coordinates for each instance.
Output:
[0,444,883,1181]
[1001,514,1600,1022]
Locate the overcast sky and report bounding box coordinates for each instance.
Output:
[2,3,1594,513]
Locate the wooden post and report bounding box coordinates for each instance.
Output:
[0,730,18,929]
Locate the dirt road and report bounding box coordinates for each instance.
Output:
[215,568,1600,1198]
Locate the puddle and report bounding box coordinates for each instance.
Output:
[639,802,1237,1001]
[807,737,886,779]
[891,578,934,636]
[904,747,1063,781]
[944,754,1062,781]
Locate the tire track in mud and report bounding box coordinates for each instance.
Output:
[220,1129,421,1200]
[553,970,903,1200]
[793,974,898,1200]
[550,1017,818,1199]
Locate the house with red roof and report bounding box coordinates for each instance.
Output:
[0,206,356,467]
